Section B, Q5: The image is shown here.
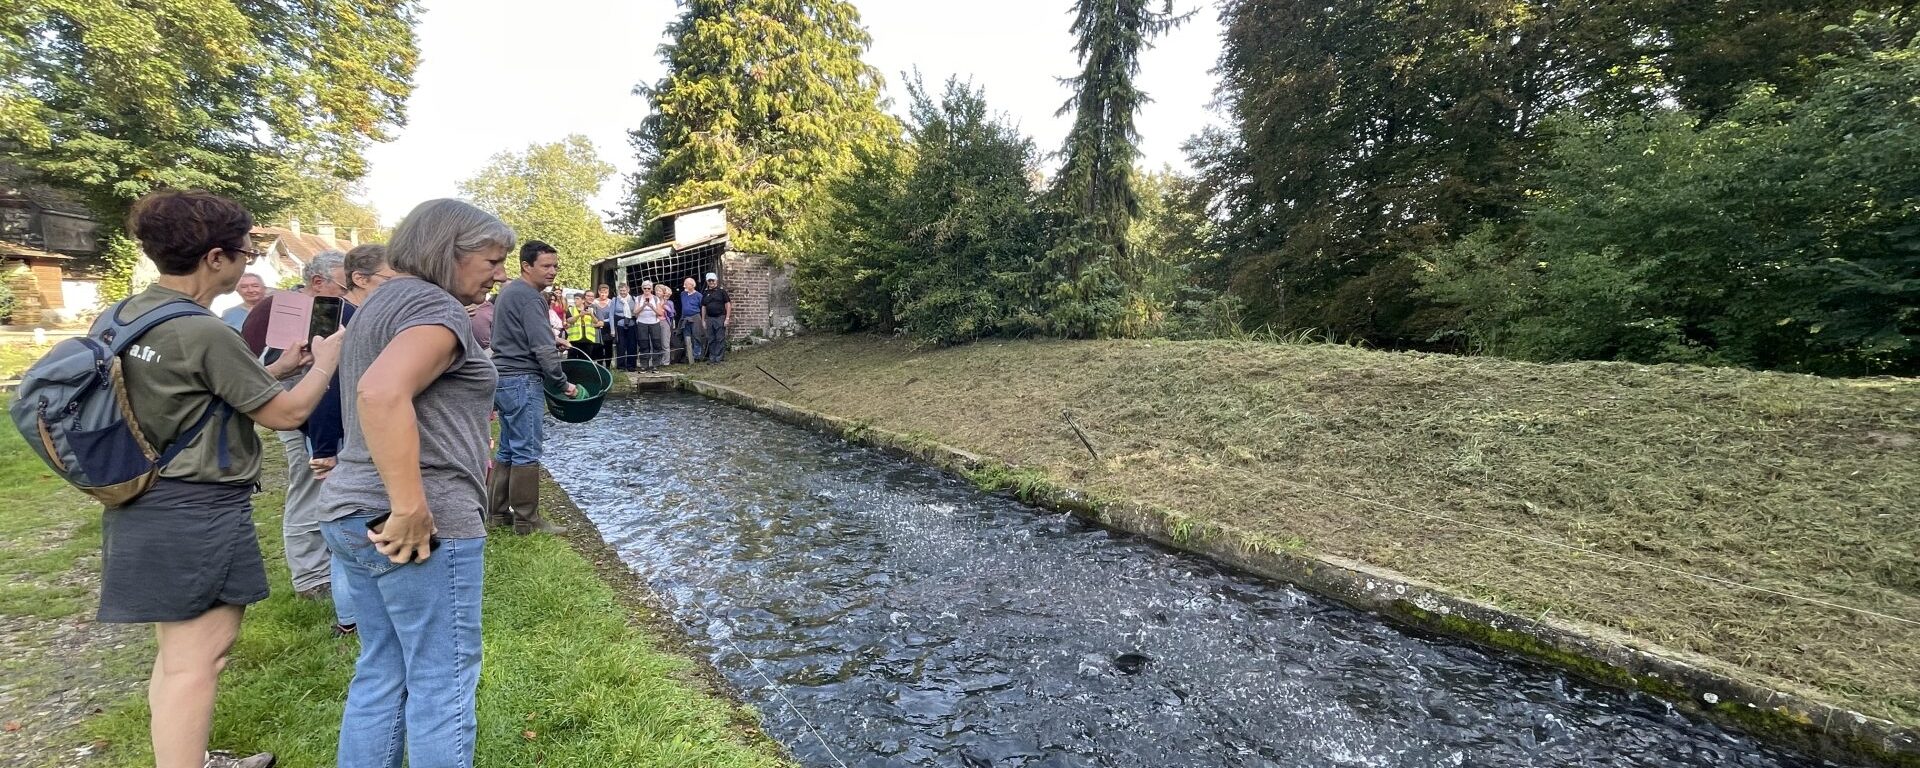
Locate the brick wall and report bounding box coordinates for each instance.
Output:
[717,251,799,340]
[30,263,62,309]
[718,252,771,340]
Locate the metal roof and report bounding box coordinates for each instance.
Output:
[648,200,727,223]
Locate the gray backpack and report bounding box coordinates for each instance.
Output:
[9,298,231,507]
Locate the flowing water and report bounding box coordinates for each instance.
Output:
[542,392,1850,768]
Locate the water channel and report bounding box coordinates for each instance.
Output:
[542,392,1851,768]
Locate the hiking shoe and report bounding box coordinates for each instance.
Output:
[204,750,275,768]
[331,623,357,638]
[295,585,331,602]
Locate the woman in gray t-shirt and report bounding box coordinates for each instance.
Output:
[315,199,509,767]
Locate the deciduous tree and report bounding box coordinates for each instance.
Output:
[0,0,418,222]
[461,136,622,291]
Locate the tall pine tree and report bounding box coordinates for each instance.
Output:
[1043,0,1187,338]
[626,0,897,259]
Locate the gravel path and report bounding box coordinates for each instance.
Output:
[0,530,145,768]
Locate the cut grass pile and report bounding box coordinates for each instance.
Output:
[0,424,789,767]
[701,334,1919,724]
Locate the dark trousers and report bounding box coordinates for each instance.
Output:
[572,340,601,363]
[637,323,662,369]
[702,316,728,362]
[613,319,638,370]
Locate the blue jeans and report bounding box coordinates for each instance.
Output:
[492,374,543,466]
[331,553,357,627]
[322,512,484,768]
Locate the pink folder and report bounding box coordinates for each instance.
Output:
[265,291,313,350]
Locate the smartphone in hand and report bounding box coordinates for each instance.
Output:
[365,511,441,552]
[310,295,344,339]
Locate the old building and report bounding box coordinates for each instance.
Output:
[589,201,796,340]
[0,173,105,324]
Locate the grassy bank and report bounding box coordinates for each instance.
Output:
[697,334,1919,725]
[0,425,789,767]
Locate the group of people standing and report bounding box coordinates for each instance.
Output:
[554,274,732,372]
[86,189,603,768]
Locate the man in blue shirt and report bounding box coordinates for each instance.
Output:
[221,273,266,330]
[677,276,704,365]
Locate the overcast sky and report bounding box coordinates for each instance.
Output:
[358,0,1225,227]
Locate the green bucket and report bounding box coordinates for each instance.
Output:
[544,358,614,423]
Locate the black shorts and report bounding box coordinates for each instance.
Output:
[98,479,268,623]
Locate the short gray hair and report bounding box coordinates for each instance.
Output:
[305,250,345,283]
[387,199,515,292]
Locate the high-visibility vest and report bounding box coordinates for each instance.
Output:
[565,310,599,344]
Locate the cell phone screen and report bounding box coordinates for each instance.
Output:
[309,296,343,339]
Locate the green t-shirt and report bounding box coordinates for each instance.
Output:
[116,285,283,485]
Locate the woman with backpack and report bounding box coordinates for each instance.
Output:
[110,190,346,768]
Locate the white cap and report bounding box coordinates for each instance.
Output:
[705,272,718,281]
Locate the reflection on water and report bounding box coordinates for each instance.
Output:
[544,393,1846,768]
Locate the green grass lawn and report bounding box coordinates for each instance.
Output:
[0,342,51,381]
[698,334,1920,726]
[0,425,789,767]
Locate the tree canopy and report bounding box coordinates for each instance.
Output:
[1185,0,1919,373]
[795,77,1042,345]
[1418,13,1920,374]
[0,0,419,223]
[461,135,623,292]
[1043,0,1188,338]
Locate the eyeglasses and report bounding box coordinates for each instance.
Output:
[355,269,400,286]
[226,247,262,265]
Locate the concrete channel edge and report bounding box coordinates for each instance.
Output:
[674,376,1919,768]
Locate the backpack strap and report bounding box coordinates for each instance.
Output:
[101,298,236,471]
[99,298,215,356]
[154,401,229,469]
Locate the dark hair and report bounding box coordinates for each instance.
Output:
[520,240,557,265]
[345,243,390,287]
[126,189,254,276]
